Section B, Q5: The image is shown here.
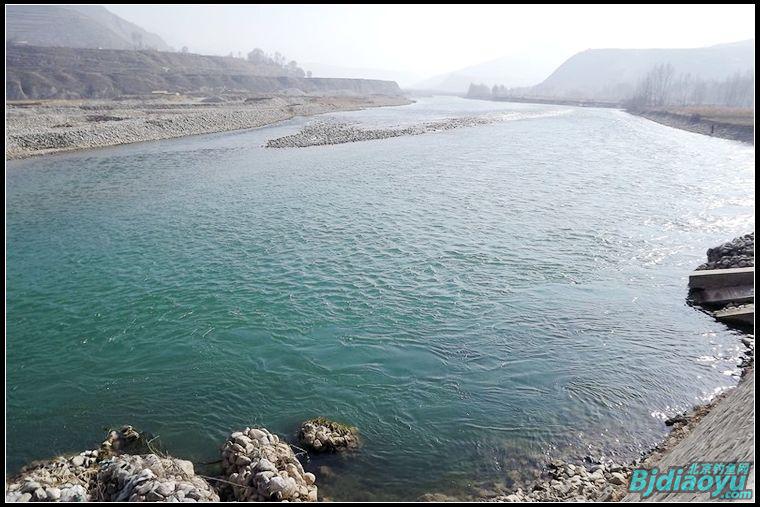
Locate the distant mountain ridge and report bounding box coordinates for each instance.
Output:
[6,4,171,51]
[529,39,755,101]
[416,40,755,100]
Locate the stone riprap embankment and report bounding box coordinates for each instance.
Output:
[6,95,411,160]
[5,425,150,502]
[96,454,219,502]
[219,427,318,502]
[298,418,360,453]
[696,233,754,270]
[265,110,567,148]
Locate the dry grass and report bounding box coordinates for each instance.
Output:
[658,106,755,126]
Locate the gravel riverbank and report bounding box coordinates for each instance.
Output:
[265,115,503,148]
[6,95,411,160]
[630,109,754,144]
[265,110,568,148]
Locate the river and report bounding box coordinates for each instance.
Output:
[6,96,755,500]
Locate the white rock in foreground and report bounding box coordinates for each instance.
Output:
[220,427,318,502]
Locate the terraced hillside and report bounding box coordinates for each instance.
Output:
[6,45,405,100]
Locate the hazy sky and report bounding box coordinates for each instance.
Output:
[107,4,755,82]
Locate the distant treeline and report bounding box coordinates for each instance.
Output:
[625,64,754,109]
[468,63,755,109]
[239,48,309,78]
[181,47,309,78]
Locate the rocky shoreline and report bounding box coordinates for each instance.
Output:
[477,233,755,503]
[5,419,357,503]
[481,364,754,502]
[5,95,412,160]
[695,233,754,271]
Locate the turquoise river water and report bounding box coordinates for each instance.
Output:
[6,97,755,500]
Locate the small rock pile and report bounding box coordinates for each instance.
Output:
[101,425,141,455]
[95,454,219,502]
[5,425,144,503]
[489,459,633,502]
[696,233,754,270]
[220,427,318,502]
[298,418,360,453]
[738,335,755,372]
[4,425,193,503]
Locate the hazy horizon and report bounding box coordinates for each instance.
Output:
[105,4,755,86]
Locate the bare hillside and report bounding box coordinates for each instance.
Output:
[6,5,170,51]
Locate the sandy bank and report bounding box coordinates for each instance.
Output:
[5,95,412,160]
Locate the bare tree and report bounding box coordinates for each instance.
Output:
[286,60,305,77]
[629,63,754,109]
[674,73,691,106]
[247,48,267,64]
[650,63,675,106]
